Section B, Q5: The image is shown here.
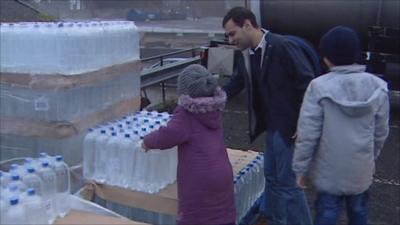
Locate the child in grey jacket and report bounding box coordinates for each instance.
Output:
[292,26,389,225]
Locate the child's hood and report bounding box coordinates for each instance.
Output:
[177,87,226,129]
[319,65,388,117]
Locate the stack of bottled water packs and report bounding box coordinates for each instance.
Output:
[83,110,177,194]
[0,153,71,224]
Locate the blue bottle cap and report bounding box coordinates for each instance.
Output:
[27,188,35,196]
[56,155,63,161]
[27,167,35,173]
[10,197,19,205]
[11,174,20,181]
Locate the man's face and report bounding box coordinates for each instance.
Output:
[224,19,252,50]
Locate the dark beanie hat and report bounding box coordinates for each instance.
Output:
[320,26,361,66]
[177,64,218,98]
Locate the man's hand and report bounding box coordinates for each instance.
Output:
[291,132,297,139]
[296,175,308,189]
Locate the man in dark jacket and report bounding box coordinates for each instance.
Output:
[222,7,314,225]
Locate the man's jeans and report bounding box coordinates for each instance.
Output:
[315,191,369,225]
[263,131,312,225]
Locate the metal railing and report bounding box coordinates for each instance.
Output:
[140,47,204,105]
[141,47,199,65]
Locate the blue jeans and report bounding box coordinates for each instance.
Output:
[263,131,312,225]
[315,191,369,225]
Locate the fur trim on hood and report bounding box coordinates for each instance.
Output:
[178,87,227,113]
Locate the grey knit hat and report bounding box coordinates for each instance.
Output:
[177,64,218,98]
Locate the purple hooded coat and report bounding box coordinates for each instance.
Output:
[143,88,236,225]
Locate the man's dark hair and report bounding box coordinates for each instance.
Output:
[222,7,258,28]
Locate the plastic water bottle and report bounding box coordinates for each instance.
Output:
[0,171,11,188]
[3,184,20,202]
[0,197,8,224]
[22,167,43,196]
[39,152,55,167]
[106,132,123,186]
[4,197,27,225]
[37,161,57,223]
[83,128,97,180]
[23,188,48,225]
[146,150,163,193]
[131,137,147,191]
[9,173,27,193]
[233,178,240,221]
[94,130,109,183]
[9,164,25,177]
[236,171,246,219]
[53,155,71,217]
[120,133,134,188]
[166,147,178,184]
[23,158,36,171]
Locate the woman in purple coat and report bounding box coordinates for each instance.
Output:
[142,64,236,225]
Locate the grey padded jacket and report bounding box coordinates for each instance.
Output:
[293,64,389,195]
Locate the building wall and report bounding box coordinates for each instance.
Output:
[26,0,245,20]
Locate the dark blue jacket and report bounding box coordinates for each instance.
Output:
[223,32,315,144]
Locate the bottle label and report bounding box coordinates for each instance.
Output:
[34,96,49,111]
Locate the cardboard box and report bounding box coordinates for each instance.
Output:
[55,210,149,225]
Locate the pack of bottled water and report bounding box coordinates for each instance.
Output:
[90,152,265,225]
[0,21,139,75]
[0,153,71,224]
[0,21,141,122]
[83,110,177,194]
[234,154,265,222]
[0,71,140,122]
